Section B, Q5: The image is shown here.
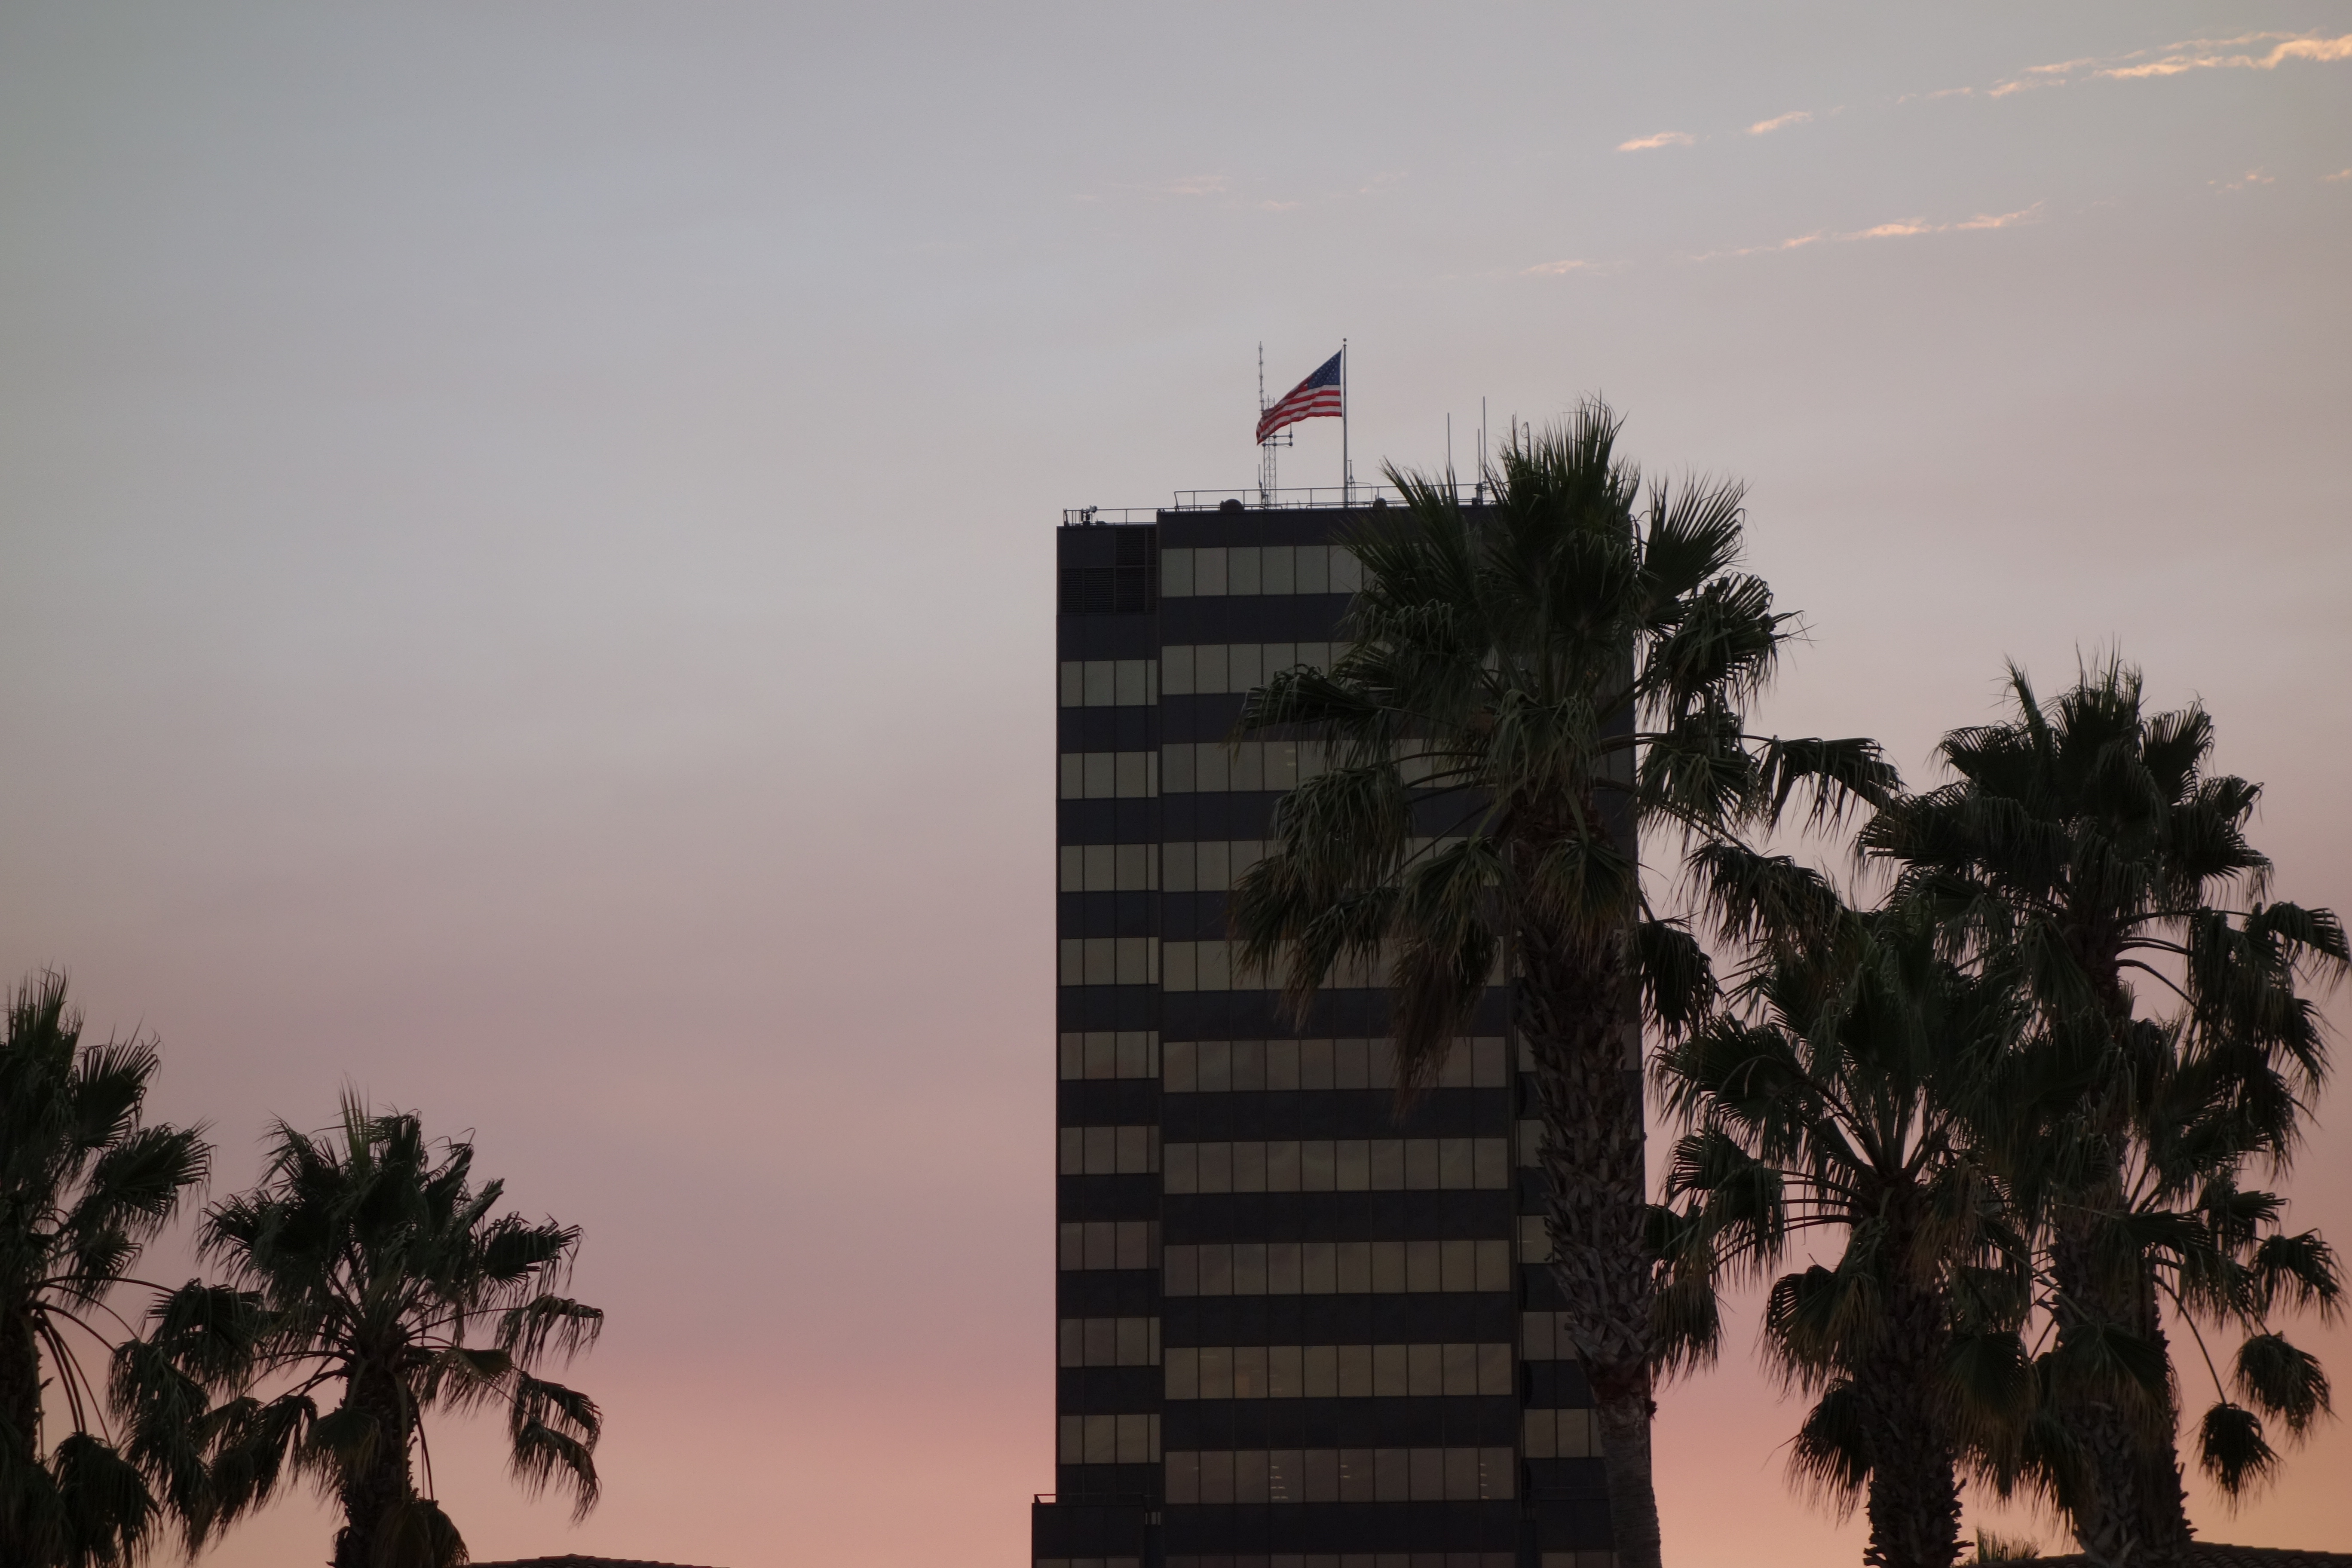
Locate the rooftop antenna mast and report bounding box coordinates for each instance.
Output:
[1256,342,1290,505]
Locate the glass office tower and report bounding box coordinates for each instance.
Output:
[1037,502,1614,1568]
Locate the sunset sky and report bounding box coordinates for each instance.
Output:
[2,5,2349,1565]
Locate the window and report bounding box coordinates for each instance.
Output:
[1058,1221,1160,1272]
[1162,1036,1509,1091]
[1058,1317,1161,1368]
[1159,644,1342,696]
[1161,839,1266,894]
[1058,751,1159,800]
[1164,1341,1512,1399]
[1057,1412,1161,1465]
[1158,546,1360,600]
[1162,1138,1510,1193]
[1161,940,1385,992]
[1161,1238,1513,1296]
[1057,660,1160,709]
[1162,1446,1510,1504]
[1522,1406,1599,1459]
[1059,1125,1162,1176]
[1158,740,1325,795]
[1060,843,1160,892]
[1519,1119,1546,1164]
[1057,1032,1160,1081]
[1058,937,1161,987]
[1518,1215,1551,1262]
[1521,1311,1580,1361]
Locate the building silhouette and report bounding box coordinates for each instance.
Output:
[1037,500,1613,1568]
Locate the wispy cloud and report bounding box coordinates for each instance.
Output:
[1689,231,1825,261]
[1994,31,2352,92]
[1258,199,1299,211]
[1691,203,2042,260]
[1162,175,1228,196]
[1746,110,1812,135]
[1617,131,1696,152]
[2327,168,2352,182]
[1950,206,2041,230]
[1521,258,1594,276]
[2215,168,2276,191]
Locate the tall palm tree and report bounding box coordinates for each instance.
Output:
[1658,892,2032,1568]
[1230,404,1895,1568]
[120,1099,603,1568]
[1861,659,2346,1566]
[0,971,210,1567]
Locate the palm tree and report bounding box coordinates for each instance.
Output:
[1230,404,1896,1568]
[121,1099,603,1568]
[1658,893,2033,1568]
[0,971,210,1567]
[1861,659,2347,1566]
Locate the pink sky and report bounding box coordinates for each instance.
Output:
[1,5,2348,1565]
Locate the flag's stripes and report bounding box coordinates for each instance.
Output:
[1256,350,1344,444]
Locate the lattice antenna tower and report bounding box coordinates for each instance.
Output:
[1256,342,1290,505]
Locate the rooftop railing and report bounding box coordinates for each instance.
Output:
[1062,481,1487,527]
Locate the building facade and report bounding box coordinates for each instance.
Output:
[1038,502,1614,1568]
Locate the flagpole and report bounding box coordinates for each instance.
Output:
[1341,338,1350,506]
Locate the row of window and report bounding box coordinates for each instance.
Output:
[1165,838,1266,892]
[1522,1407,1601,1460]
[1061,937,1160,988]
[1061,1126,1162,1176]
[1160,643,1343,696]
[1167,942,1502,994]
[1164,1239,1515,1298]
[1165,1037,1510,1094]
[1061,751,1160,800]
[1061,743,1463,802]
[1167,1343,1514,1401]
[1161,544,1363,599]
[1056,644,1358,708]
[1059,1221,1160,1272]
[1059,1316,1161,1368]
[1056,837,1274,893]
[1052,1031,1513,1090]
[1163,1446,1512,1505]
[1059,1412,1164,1466]
[1054,1316,1582,1372]
[1162,740,1326,796]
[1060,659,1161,709]
[1063,836,1467,896]
[1059,938,1404,994]
[1061,842,1161,892]
[1058,1031,1161,1081]
[1162,1139,1513,1194]
[1166,941,1367,994]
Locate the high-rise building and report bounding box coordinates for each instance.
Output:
[1036,501,1614,1568]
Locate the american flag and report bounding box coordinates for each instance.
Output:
[1256,349,1344,444]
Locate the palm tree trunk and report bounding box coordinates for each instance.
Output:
[2048,1215,2191,1568]
[331,1378,417,1568]
[2047,979,2191,1568]
[0,1308,46,1562]
[1521,927,1662,1568]
[1856,1280,1963,1568]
